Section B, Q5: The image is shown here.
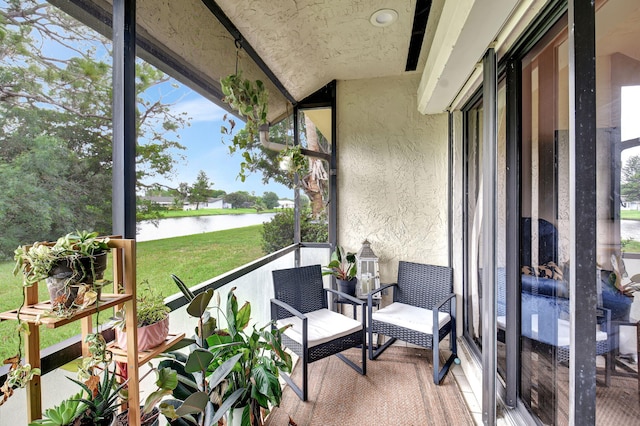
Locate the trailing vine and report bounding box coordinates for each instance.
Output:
[220,69,269,182]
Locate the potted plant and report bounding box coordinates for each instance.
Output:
[206,289,292,426]
[112,365,178,426]
[322,246,358,296]
[13,231,110,312]
[277,145,305,175]
[158,282,291,426]
[29,365,125,426]
[112,281,171,351]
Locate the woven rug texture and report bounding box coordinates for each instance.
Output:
[264,346,475,426]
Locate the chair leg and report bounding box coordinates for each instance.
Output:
[281,353,308,401]
[369,335,396,360]
[433,328,458,385]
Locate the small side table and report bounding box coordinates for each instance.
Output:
[335,295,380,319]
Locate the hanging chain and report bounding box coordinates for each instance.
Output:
[234,38,242,75]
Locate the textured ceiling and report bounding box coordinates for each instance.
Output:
[215,0,428,102]
[60,0,442,122]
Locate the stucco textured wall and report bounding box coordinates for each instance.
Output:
[337,76,449,283]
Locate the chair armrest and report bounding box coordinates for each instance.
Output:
[325,288,365,305]
[368,283,396,301]
[433,293,456,334]
[434,293,456,313]
[270,298,306,320]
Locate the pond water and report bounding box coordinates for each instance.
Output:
[136,213,276,242]
[622,220,640,241]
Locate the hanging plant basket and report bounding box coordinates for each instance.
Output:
[220,70,269,182]
[278,145,306,175]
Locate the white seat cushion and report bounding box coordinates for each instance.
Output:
[371,302,451,335]
[496,315,606,347]
[530,314,608,346]
[276,308,362,348]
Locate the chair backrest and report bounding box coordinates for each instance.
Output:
[272,265,327,318]
[521,217,558,267]
[396,261,453,313]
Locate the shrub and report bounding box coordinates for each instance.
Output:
[261,209,328,253]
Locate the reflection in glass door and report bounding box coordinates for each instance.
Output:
[520,17,570,426]
[595,0,640,423]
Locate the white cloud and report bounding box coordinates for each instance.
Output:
[171,98,226,123]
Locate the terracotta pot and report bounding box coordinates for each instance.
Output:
[115,317,169,351]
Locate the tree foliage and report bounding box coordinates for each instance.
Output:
[226,115,329,217]
[260,209,328,254]
[261,191,280,209]
[224,191,255,209]
[0,0,188,257]
[622,155,640,202]
[188,170,212,209]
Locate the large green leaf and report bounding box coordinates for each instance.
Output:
[235,301,251,331]
[187,289,213,318]
[252,364,280,402]
[185,348,214,373]
[207,353,242,390]
[155,367,178,390]
[175,392,209,416]
[210,388,245,425]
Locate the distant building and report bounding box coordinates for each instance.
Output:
[278,199,294,209]
[143,196,174,207]
[184,197,231,210]
[140,196,231,210]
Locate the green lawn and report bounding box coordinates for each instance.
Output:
[146,208,278,219]
[0,225,265,361]
[621,210,640,220]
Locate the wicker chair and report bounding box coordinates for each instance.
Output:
[271,264,366,401]
[368,261,457,384]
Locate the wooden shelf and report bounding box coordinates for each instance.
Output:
[0,293,133,328]
[108,333,185,365]
[4,237,143,423]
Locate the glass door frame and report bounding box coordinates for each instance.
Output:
[461,0,600,424]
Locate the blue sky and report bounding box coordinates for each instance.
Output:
[21,1,292,200]
[144,82,291,199]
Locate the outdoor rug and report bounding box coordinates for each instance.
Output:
[264,346,475,426]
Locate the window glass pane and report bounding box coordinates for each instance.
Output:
[465,99,483,349]
[298,109,329,242]
[596,0,640,422]
[520,16,570,425]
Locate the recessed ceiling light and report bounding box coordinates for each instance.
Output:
[370,9,398,27]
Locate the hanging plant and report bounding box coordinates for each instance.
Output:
[278,144,306,175]
[220,70,269,182]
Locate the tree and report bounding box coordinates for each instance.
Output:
[224,191,254,209]
[622,155,640,202]
[0,1,188,257]
[226,115,329,217]
[261,209,328,253]
[261,191,280,209]
[211,189,227,199]
[188,171,212,210]
[253,200,267,212]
